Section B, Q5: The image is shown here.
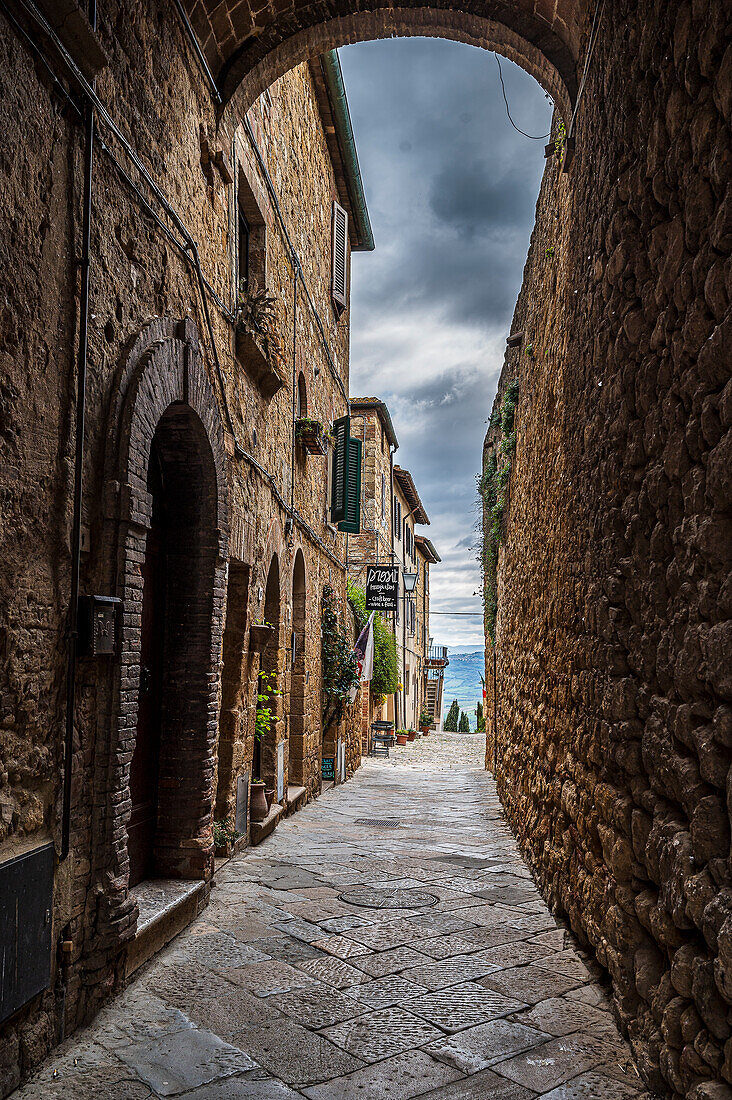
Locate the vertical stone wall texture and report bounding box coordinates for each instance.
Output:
[0,3,363,1092]
[485,2,731,1098]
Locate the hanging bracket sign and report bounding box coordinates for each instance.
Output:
[365,565,399,612]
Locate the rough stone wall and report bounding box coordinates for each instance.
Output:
[347,407,395,580]
[0,4,362,1092]
[485,3,731,1097]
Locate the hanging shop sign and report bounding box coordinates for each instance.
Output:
[365,565,399,612]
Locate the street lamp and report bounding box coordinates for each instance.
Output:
[402,571,418,593]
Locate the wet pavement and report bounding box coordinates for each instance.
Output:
[14,731,652,1099]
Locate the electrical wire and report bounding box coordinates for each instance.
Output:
[494,54,551,140]
[568,0,606,139]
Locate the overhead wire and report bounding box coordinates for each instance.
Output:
[493,54,551,140]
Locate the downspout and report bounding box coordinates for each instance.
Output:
[61,0,96,861]
[320,50,374,253]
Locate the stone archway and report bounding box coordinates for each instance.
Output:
[288,549,307,787]
[103,318,229,900]
[184,0,583,118]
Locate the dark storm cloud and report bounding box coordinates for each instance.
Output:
[429,158,540,236]
[339,38,552,643]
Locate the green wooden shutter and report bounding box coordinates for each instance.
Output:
[338,438,362,534]
[330,415,350,522]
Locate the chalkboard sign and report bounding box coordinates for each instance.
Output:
[366,565,399,612]
[322,756,335,781]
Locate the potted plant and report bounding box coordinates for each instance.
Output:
[235,284,287,398]
[419,708,432,736]
[295,417,327,455]
[213,816,240,857]
[250,779,268,823]
[396,729,408,746]
[407,728,417,742]
[250,618,276,653]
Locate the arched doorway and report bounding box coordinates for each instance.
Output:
[254,556,281,794]
[127,403,220,886]
[289,551,307,786]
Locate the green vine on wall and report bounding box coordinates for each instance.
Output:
[321,585,359,733]
[347,582,398,699]
[478,379,519,642]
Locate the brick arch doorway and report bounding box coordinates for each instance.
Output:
[128,403,221,887]
[255,556,282,794]
[289,550,307,787]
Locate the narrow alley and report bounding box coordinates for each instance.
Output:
[15,733,652,1100]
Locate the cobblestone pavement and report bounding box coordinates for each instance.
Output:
[15,732,652,1099]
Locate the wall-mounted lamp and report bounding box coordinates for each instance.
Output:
[402,571,418,593]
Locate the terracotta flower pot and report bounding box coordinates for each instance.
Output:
[250,782,268,822]
[420,725,430,736]
[265,788,276,810]
[407,731,417,742]
[396,733,408,746]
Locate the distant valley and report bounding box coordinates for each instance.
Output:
[440,646,485,729]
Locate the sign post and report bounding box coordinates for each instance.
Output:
[365,565,399,613]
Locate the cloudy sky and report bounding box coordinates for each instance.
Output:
[341,39,553,646]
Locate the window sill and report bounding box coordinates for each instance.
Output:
[235,328,287,400]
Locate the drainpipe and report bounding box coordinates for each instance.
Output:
[320,51,374,253]
[61,0,96,861]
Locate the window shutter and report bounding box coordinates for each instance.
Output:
[338,437,362,534]
[330,415,350,522]
[331,201,348,310]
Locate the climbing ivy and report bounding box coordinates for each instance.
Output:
[478,380,519,643]
[347,582,398,699]
[321,585,359,733]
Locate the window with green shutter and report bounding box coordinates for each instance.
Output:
[338,438,362,534]
[330,415,350,523]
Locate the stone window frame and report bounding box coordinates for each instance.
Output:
[234,153,269,297]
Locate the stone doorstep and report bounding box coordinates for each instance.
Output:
[125,879,208,979]
[251,803,284,845]
[284,785,308,817]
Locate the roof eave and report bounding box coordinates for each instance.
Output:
[310,51,374,253]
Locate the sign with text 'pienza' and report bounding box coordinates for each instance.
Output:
[366,565,399,612]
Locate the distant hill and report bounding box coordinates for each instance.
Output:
[441,646,485,729]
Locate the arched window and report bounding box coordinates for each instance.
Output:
[297,372,307,418]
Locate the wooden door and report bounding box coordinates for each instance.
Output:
[128,520,164,887]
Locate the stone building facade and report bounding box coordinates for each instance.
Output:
[415,535,445,727]
[0,5,371,1091]
[393,466,431,730]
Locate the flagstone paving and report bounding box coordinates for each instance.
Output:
[13,731,655,1099]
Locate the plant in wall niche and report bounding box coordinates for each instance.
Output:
[347,582,399,698]
[295,417,327,455]
[255,668,280,742]
[236,283,284,365]
[213,817,241,852]
[554,117,566,163]
[545,246,555,259]
[321,585,359,733]
[478,380,520,643]
[525,342,535,359]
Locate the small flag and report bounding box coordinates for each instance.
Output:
[355,612,375,683]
